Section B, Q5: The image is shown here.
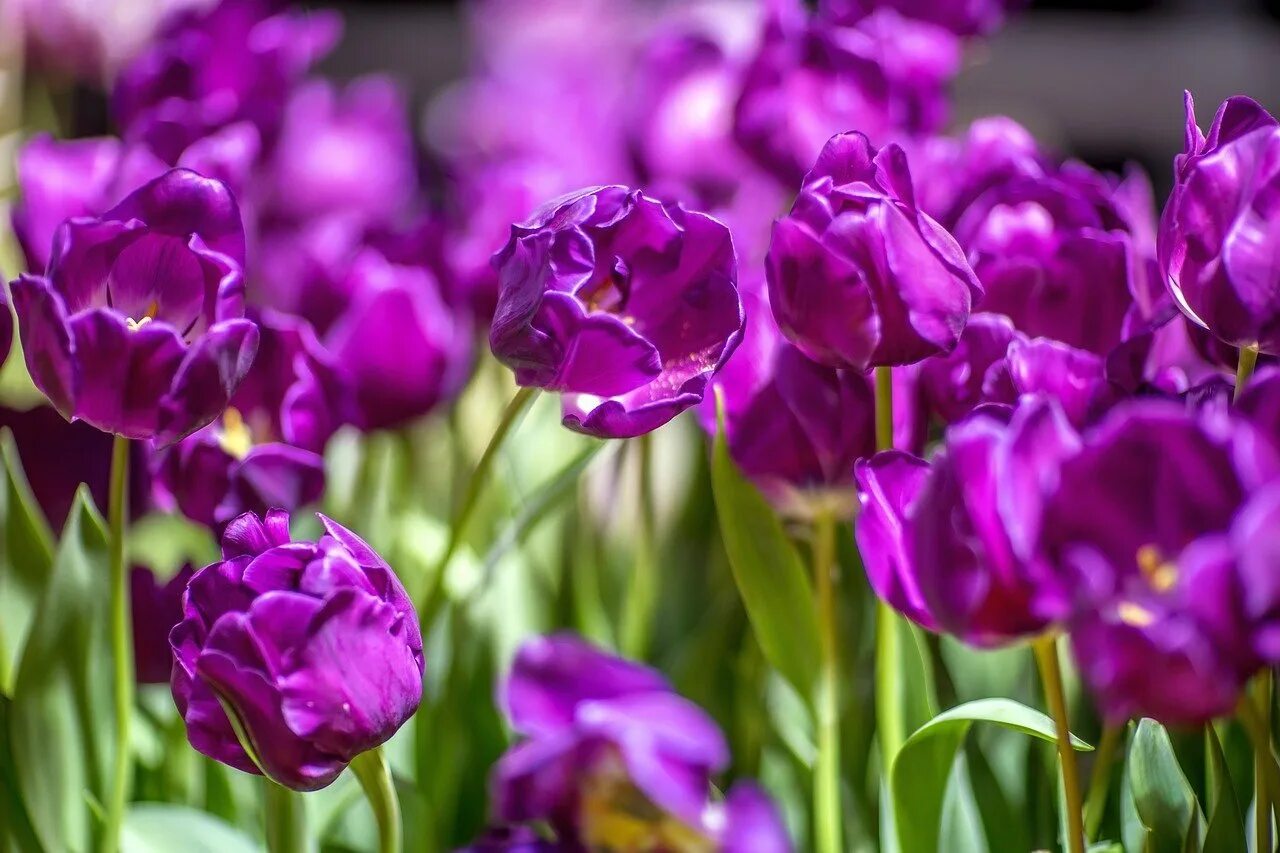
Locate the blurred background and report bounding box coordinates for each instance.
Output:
[307,0,1280,197]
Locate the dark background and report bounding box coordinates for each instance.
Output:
[312,0,1280,197]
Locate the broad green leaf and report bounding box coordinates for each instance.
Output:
[0,429,56,694]
[9,487,113,853]
[892,698,1092,853]
[940,753,991,853]
[1127,718,1201,853]
[1202,725,1245,853]
[710,398,820,701]
[0,696,41,853]
[122,804,257,853]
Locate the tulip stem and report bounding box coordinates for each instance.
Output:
[620,433,657,659]
[351,747,401,853]
[874,366,893,452]
[1236,345,1261,402]
[1083,722,1124,841]
[1243,672,1277,852]
[102,435,132,853]
[813,508,843,853]
[1032,635,1086,853]
[417,385,539,620]
[264,781,307,853]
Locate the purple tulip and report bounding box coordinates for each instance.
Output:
[170,510,423,791]
[734,2,960,185]
[487,633,791,851]
[916,312,1020,424]
[10,169,259,444]
[1039,400,1280,724]
[112,0,340,163]
[703,284,875,516]
[767,132,981,371]
[323,251,473,432]
[457,826,564,852]
[0,291,11,370]
[132,564,194,685]
[152,310,348,530]
[263,76,419,229]
[819,0,1025,36]
[0,404,151,529]
[856,397,1081,645]
[1159,93,1280,355]
[490,186,742,439]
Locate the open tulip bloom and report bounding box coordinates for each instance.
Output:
[9,1,1280,852]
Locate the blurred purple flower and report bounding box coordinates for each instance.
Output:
[10,169,258,444]
[767,132,980,370]
[153,310,347,530]
[456,826,564,853]
[734,2,960,185]
[819,0,1026,36]
[488,633,791,851]
[263,76,419,230]
[171,510,423,790]
[112,0,340,162]
[132,564,194,685]
[491,186,742,439]
[1159,93,1280,355]
[856,397,1081,645]
[1039,400,1280,724]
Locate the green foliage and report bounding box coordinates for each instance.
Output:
[0,430,55,695]
[1127,719,1202,853]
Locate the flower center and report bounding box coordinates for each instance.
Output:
[126,301,160,331]
[1136,544,1178,593]
[218,407,253,459]
[579,762,714,853]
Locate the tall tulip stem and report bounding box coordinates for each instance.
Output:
[1083,723,1123,841]
[102,435,132,853]
[874,366,893,452]
[352,747,401,853]
[813,508,842,853]
[1236,344,1261,402]
[1243,673,1277,853]
[264,781,307,853]
[620,433,657,659]
[871,365,908,763]
[1032,635,1086,853]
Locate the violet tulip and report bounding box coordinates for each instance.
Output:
[490,186,742,439]
[819,0,1026,36]
[766,132,981,370]
[10,169,258,444]
[171,510,423,790]
[1159,93,1280,355]
[1039,400,1280,724]
[482,633,791,851]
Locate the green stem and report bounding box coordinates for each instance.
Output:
[263,781,307,853]
[813,509,842,853]
[351,748,401,853]
[620,433,657,658]
[1236,345,1261,402]
[101,435,132,853]
[1032,635,1086,853]
[1248,672,1275,852]
[416,386,538,620]
[874,366,893,453]
[1084,723,1124,841]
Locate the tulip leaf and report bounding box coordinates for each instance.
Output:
[122,803,258,853]
[0,696,41,853]
[710,398,821,703]
[1127,718,1202,853]
[1202,724,1246,853]
[9,486,113,853]
[0,428,56,695]
[891,698,1093,853]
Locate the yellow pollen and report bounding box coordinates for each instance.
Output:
[218,407,253,459]
[579,762,715,852]
[1136,544,1178,593]
[1117,601,1156,628]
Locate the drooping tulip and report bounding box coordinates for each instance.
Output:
[10,168,258,444]
[170,510,423,790]
[766,131,981,370]
[490,186,742,438]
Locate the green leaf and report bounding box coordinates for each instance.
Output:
[126,512,217,579]
[710,396,821,701]
[875,605,939,764]
[9,487,113,853]
[1127,718,1202,853]
[892,698,1092,853]
[0,696,41,853]
[1202,725,1245,853]
[122,804,258,853]
[0,428,56,695]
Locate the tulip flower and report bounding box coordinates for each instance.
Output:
[131,565,194,685]
[9,169,258,444]
[490,186,743,438]
[170,510,423,790]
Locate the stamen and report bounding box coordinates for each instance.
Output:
[1117,601,1155,628]
[1136,544,1178,592]
[218,407,253,459]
